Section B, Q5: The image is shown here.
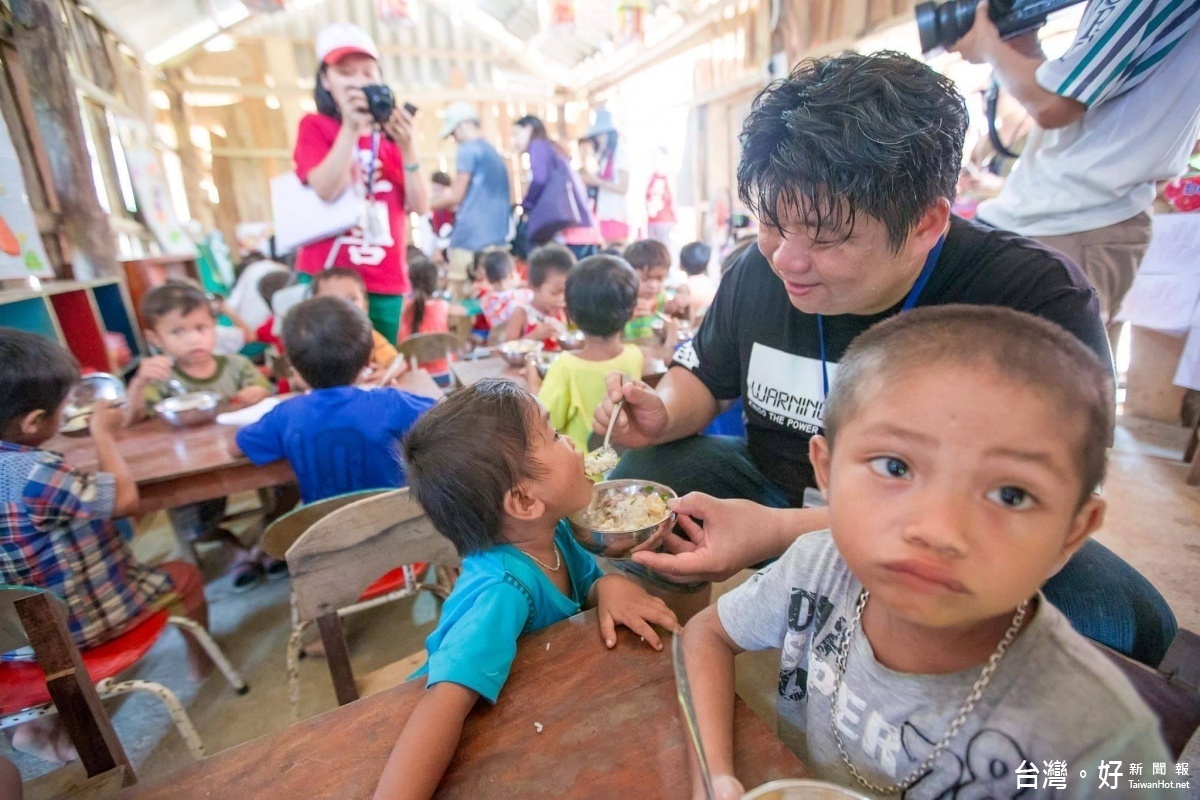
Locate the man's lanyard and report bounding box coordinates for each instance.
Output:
[816,234,945,398]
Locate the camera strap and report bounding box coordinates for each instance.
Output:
[984,80,1021,168]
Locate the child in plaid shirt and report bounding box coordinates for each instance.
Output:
[0,330,207,763]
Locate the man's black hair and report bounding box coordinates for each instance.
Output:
[0,328,80,427]
[282,296,373,388]
[679,242,712,276]
[402,379,546,555]
[566,256,639,337]
[738,51,966,253]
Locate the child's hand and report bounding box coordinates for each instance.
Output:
[132,355,172,386]
[88,400,124,439]
[232,386,270,407]
[634,297,657,318]
[700,775,745,800]
[593,574,678,650]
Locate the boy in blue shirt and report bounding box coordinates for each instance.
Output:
[235,296,435,503]
[373,379,678,800]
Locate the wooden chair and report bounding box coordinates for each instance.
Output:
[262,489,431,719]
[0,588,135,790]
[396,333,459,386]
[1100,628,1200,758]
[285,488,461,707]
[0,585,247,762]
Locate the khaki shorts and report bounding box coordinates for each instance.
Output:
[446,248,476,283]
[1035,212,1153,326]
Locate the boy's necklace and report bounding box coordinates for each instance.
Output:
[517,543,561,572]
[831,589,1029,796]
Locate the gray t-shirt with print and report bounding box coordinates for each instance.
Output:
[718,531,1184,799]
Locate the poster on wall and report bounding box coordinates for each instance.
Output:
[0,113,53,279]
[113,116,198,258]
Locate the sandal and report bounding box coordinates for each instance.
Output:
[229,553,264,593]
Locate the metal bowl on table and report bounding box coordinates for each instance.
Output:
[566,479,676,560]
[556,330,585,351]
[741,780,870,799]
[498,339,542,368]
[61,373,128,437]
[528,350,559,378]
[155,391,222,427]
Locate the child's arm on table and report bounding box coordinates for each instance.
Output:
[504,307,528,342]
[587,573,679,650]
[231,357,272,406]
[373,682,479,800]
[683,605,745,800]
[89,401,139,517]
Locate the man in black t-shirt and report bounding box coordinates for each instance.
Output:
[593,52,1175,665]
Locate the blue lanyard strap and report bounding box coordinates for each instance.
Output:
[816,234,944,400]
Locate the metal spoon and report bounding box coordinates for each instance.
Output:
[584,377,624,477]
[672,631,716,800]
[165,378,188,398]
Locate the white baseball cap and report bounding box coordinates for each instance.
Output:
[440,101,480,138]
[316,23,380,65]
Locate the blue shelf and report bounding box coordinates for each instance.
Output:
[0,297,56,339]
[93,282,142,357]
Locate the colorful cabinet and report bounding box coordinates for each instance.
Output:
[0,278,145,374]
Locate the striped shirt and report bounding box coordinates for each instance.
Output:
[979,0,1200,236]
[1,442,174,658]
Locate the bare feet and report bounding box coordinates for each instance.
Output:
[10,717,79,764]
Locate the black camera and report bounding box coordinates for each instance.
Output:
[915,0,1083,53]
[361,84,395,125]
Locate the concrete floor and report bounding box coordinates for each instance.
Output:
[6,416,1200,798]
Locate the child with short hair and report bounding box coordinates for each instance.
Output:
[478,249,531,332]
[312,268,400,371]
[126,280,273,589]
[527,255,643,451]
[683,306,1180,799]
[505,244,574,345]
[235,296,435,504]
[679,241,715,321]
[374,379,678,800]
[622,239,671,341]
[1,330,209,761]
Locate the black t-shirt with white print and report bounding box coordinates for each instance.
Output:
[672,215,1111,506]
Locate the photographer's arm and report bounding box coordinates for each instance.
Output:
[431,173,469,211]
[952,0,1086,129]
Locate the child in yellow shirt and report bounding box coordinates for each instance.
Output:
[527,255,642,451]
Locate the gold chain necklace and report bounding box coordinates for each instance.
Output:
[517,543,561,572]
[831,590,1029,796]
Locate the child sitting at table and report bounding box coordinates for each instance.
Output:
[526,255,643,452]
[681,306,1178,799]
[622,239,675,342]
[478,249,530,334]
[399,257,454,381]
[505,244,574,346]
[235,296,435,504]
[679,241,716,323]
[126,280,273,590]
[312,268,400,371]
[374,379,678,800]
[0,330,209,762]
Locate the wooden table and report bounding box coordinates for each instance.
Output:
[118,612,805,799]
[45,372,443,517]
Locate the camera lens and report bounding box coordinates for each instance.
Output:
[915,0,979,53]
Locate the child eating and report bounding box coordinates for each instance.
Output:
[312,268,400,371]
[527,255,643,452]
[622,239,671,341]
[235,296,435,504]
[126,280,273,589]
[505,244,574,345]
[373,379,678,800]
[398,257,454,379]
[682,306,1178,799]
[1,330,209,761]
[478,249,530,333]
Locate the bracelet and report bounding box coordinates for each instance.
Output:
[404,163,420,173]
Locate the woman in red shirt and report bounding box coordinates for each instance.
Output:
[293,22,428,344]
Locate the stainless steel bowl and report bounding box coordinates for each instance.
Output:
[61,373,128,437]
[566,479,676,560]
[556,330,585,351]
[155,391,222,427]
[741,780,870,799]
[498,339,542,367]
[529,350,559,378]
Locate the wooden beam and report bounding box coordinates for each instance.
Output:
[163,70,215,228]
[211,147,293,159]
[182,82,552,104]
[10,0,119,278]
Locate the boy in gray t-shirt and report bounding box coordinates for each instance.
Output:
[683,307,1184,799]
